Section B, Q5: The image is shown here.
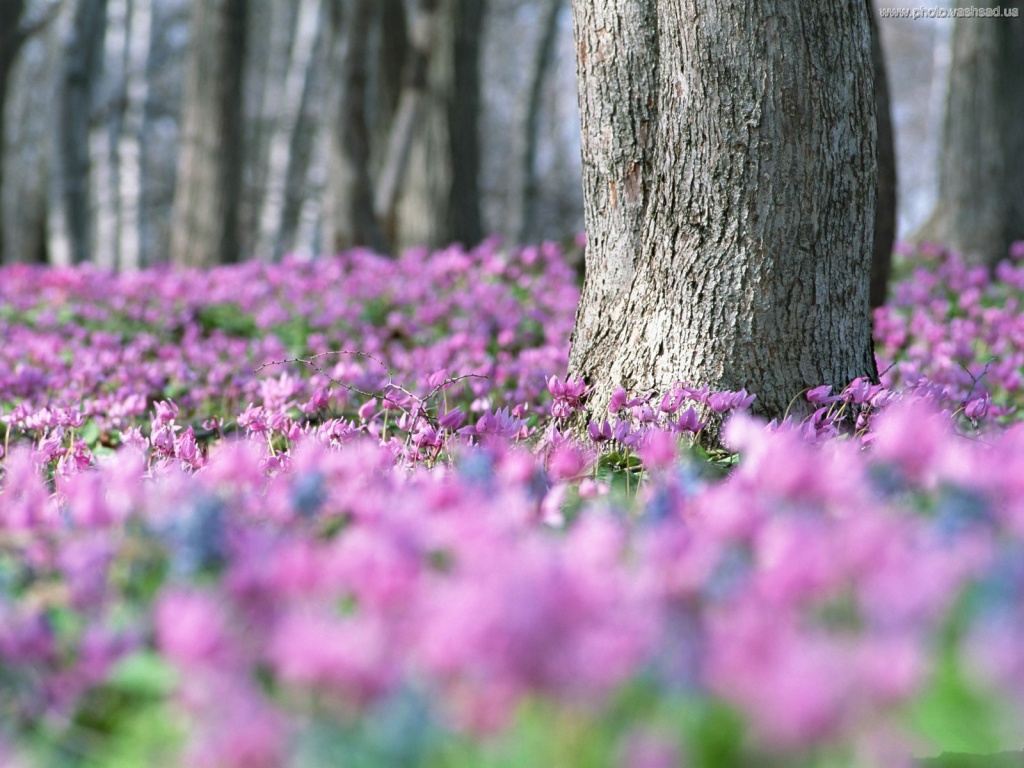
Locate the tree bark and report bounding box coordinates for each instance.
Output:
[0,0,30,263]
[323,0,388,254]
[445,0,485,247]
[568,0,878,438]
[117,0,153,271]
[916,0,1024,268]
[869,0,896,308]
[2,0,64,265]
[170,0,247,267]
[58,0,107,267]
[375,0,446,249]
[373,0,406,175]
[241,0,295,259]
[513,0,562,246]
[253,0,322,262]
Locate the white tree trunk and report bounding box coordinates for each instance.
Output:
[91,0,127,270]
[116,0,152,271]
[253,0,321,262]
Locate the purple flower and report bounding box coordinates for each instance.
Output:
[438,408,466,431]
[153,399,179,425]
[806,385,841,405]
[707,389,755,413]
[588,419,613,443]
[458,407,527,439]
[964,395,990,421]
[671,406,706,434]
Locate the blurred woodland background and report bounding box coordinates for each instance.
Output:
[0,0,1005,269]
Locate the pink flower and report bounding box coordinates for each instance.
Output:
[640,429,677,470]
[269,613,394,704]
[156,590,229,668]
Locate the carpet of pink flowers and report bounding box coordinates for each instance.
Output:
[3,239,1024,767]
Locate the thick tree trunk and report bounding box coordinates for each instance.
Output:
[869,0,896,309]
[513,0,562,246]
[916,0,1024,268]
[568,0,878,437]
[323,0,387,254]
[170,0,247,267]
[445,0,485,247]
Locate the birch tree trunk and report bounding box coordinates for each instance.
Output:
[90,0,129,270]
[170,0,247,267]
[916,0,1024,268]
[117,0,152,271]
[568,0,878,436]
[253,0,322,262]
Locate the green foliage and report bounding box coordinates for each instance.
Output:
[272,315,312,357]
[196,303,258,338]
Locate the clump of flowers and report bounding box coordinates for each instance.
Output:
[1,239,1024,765]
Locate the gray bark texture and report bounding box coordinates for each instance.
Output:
[917,0,1024,268]
[513,0,562,245]
[869,0,896,309]
[377,0,447,249]
[59,0,106,266]
[170,0,247,267]
[323,0,387,254]
[567,0,879,435]
[446,0,485,247]
[0,0,30,262]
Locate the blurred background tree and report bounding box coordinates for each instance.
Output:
[0,0,1015,269]
[913,0,1024,269]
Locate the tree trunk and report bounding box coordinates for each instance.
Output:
[916,0,1024,268]
[0,0,28,264]
[869,0,896,308]
[446,0,485,247]
[274,2,330,260]
[241,0,295,259]
[372,0,407,178]
[2,0,63,265]
[375,0,446,249]
[117,0,153,271]
[513,0,562,246]
[323,0,387,254]
[170,0,247,267]
[568,0,878,437]
[253,0,322,262]
[57,0,106,267]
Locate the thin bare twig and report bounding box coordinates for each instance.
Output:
[255,350,488,424]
